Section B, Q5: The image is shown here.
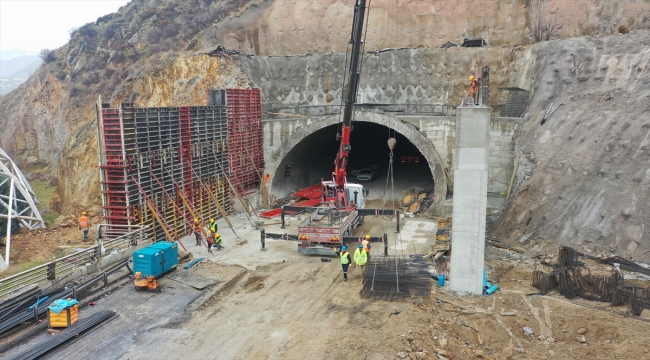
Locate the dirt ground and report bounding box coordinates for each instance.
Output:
[1,215,99,274]
[109,254,650,360]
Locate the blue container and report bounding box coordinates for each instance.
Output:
[149,241,179,273]
[438,274,445,287]
[133,247,164,277]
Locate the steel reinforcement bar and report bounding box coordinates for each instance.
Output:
[8,310,118,360]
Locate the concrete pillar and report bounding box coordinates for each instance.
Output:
[449,107,490,295]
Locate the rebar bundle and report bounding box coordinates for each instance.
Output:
[532,245,650,316]
[557,246,582,267]
[8,310,118,360]
[360,256,431,301]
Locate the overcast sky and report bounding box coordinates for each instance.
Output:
[0,0,131,54]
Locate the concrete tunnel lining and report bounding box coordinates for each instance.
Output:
[266,112,448,207]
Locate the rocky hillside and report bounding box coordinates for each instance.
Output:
[0,0,262,212]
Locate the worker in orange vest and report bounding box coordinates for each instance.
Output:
[193,218,203,246]
[78,211,91,242]
[362,234,372,263]
[469,75,479,105]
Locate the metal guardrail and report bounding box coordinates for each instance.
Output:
[0,224,150,300]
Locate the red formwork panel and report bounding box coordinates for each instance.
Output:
[99,108,130,225]
[226,89,264,194]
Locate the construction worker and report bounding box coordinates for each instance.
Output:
[212,233,223,251]
[469,75,479,105]
[353,243,367,278]
[335,245,351,281]
[209,218,218,234]
[362,234,372,263]
[193,218,202,246]
[78,212,91,242]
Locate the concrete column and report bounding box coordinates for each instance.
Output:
[449,107,490,295]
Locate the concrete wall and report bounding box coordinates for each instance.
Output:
[263,114,520,199]
[450,107,490,295]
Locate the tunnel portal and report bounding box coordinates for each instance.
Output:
[270,119,441,205]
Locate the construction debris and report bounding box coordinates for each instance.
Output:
[207,44,242,58]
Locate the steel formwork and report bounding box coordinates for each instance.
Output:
[226,89,264,194]
[97,89,262,241]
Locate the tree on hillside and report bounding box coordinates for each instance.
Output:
[530,0,556,42]
[39,49,56,63]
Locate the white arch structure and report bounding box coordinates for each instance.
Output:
[0,147,45,270]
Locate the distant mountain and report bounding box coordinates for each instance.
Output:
[0,49,38,61]
[0,56,41,78]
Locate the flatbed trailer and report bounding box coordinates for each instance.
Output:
[297,208,363,255]
[261,206,401,256]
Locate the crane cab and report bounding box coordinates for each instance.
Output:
[321,181,366,209]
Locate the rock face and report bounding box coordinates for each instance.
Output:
[200,0,650,55]
[495,31,650,256]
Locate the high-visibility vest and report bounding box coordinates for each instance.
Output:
[209,221,217,233]
[79,216,90,228]
[354,248,367,266]
[340,252,350,265]
[362,239,370,253]
[214,235,222,245]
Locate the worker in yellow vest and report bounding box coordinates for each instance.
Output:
[335,245,351,281]
[353,243,367,278]
[362,234,372,263]
[209,218,218,234]
[78,212,91,242]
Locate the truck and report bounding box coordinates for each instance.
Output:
[297,183,365,255]
[296,0,370,254]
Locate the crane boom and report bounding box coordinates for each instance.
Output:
[326,0,368,209]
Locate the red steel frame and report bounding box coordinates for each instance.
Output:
[226,89,264,195]
[99,108,131,225]
[178,106,193,227]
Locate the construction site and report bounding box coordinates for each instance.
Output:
[2,0,650,359]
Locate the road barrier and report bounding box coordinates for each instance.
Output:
[0,224,150,300]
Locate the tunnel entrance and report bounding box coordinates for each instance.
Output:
[270,121,435,206]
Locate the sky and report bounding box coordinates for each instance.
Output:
[0,0,131,55]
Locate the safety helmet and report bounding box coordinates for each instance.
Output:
[194,218,199,223]
[210,218,215,222]
[365,234,370,240]
[341,246,347,251]
[82,211,87,215]
[215,233,220,238]
[469,75,474,81]
[359,243,364,248]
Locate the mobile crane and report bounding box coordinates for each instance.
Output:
[320,0,369,210]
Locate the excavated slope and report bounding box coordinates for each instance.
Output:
[497,31,650,257]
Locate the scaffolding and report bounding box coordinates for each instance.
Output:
[96,89,262,241]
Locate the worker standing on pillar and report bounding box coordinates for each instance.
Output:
[354,243,367,278]
[209,218,218,234]
[469,75,479,105]
[335,246,351,281]
[362,234,372,263]
[78,212,91,242]
[193,218,203,246]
